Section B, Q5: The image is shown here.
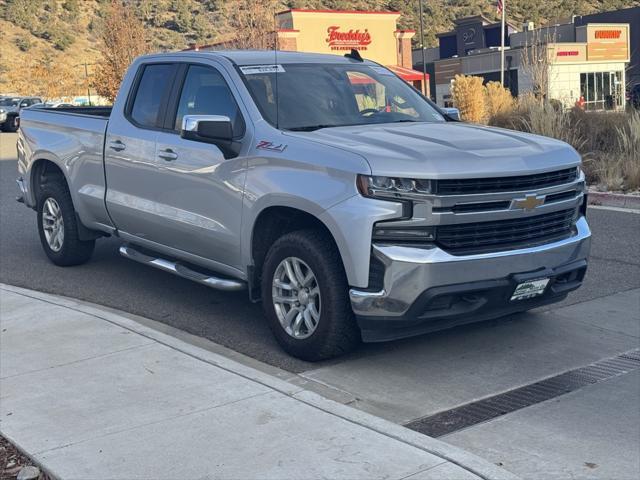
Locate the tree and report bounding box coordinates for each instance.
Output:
[227,0,279,50]
[93,0,150,102]
[520,27,557,103]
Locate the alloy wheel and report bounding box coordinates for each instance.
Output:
[42,197,64,252]
[272,257,321,339]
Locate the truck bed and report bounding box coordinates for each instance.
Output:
[18,106,112,233]
[33,106,112,118]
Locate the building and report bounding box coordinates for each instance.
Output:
[188,9,429,95]
[415,8,636,111]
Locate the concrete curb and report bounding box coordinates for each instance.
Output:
[1,283,519,480]
[588,191,640,209]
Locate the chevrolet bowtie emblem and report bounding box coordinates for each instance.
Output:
[512,194,546,211]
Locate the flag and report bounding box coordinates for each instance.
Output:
[497,0,503,15]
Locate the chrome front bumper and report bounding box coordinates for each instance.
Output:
[350,216,591,336]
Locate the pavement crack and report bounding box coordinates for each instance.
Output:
[590,255,640,267]
[0,342,154,380]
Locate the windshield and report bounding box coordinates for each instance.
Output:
[239,63,445,131]
[0,98,20,107]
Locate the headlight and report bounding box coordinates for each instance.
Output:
[357,174,433,199]
[0,109,5,114]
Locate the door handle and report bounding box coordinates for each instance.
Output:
[158,149,178,161]
[108,140,126,152]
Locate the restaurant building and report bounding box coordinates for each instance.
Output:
[188,9,429,95]
[415,8,635,110]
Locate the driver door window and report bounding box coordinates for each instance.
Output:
[174,65,244,136]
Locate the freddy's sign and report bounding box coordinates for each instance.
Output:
[326,26,372,51]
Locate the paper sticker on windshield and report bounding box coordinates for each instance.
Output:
[369,66,394,76]
[240,65,285,75]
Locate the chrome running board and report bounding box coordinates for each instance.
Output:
[119,244,245,292]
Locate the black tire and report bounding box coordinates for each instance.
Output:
[261,229,360,361]
[5,115,19,132]
[37,179,95,266]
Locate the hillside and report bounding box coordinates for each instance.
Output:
[0,0,637,97]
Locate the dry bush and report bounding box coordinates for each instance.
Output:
[93,1,150,102]
[485,81,514,118]
[451,75,486,123]
[523,103,587,152]
[615,111,640,191]
[489,99,639,191]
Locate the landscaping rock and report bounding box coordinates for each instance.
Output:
[17,465,41,480]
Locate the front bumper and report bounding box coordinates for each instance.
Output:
[350,216,591,342]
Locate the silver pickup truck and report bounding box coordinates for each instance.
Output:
[17,51,591,360]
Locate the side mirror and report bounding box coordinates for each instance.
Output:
[441,107,461,121]
[181,115,233,144]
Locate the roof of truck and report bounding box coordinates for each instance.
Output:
[146,50,376,66]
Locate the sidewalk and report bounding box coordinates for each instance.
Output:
[0,284,518,480]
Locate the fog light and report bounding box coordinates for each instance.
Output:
[373,225,436,242]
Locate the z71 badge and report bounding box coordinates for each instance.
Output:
[256,140,288,152]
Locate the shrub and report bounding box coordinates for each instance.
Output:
[615,111,640,191]
[487,98,639,191]
[451,75,486,123]
[14,36,32,52]
[485,81,514,118]
[523,103,587,153]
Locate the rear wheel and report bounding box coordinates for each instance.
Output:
[37,180,95,266]
[261,229,360,361]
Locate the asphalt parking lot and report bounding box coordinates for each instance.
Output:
[1,131,639,478]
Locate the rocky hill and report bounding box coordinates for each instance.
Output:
[0,0,636,96]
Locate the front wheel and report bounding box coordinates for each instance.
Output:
[37,180,95,266]
[5,115,19,132]
[261,230,360,361]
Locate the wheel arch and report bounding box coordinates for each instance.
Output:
[248,205,346,301]
[29,158,68,206]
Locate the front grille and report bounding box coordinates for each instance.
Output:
[437,208,576,254]
[435,168,578,195]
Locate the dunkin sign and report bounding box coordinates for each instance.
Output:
[595,30,622,39]
[325,26,372,51]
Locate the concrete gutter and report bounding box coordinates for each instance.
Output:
[588,190,640,209]
[0,283,519,480]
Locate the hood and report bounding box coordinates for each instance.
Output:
[0,105,18,113]
[286,122,580,178]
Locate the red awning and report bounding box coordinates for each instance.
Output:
[386,65,428,82]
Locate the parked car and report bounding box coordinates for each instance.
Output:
[0,96,43,132]
[16,51,591,360]
[29,102,76,109]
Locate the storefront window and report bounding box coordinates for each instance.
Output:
[580,71,623,110]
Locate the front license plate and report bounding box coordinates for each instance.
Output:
[510,278,550,301]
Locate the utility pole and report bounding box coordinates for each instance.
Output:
[500,0,506,86]
[84,62,92,106]
[74,62,96,105]
[418,0,428,97]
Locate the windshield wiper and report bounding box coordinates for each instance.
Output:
[286,124,336,132]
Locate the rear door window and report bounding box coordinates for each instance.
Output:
[129,64,176,128]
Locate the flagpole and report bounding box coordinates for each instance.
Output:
[419,0,427,96]
[500,0,506,86]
